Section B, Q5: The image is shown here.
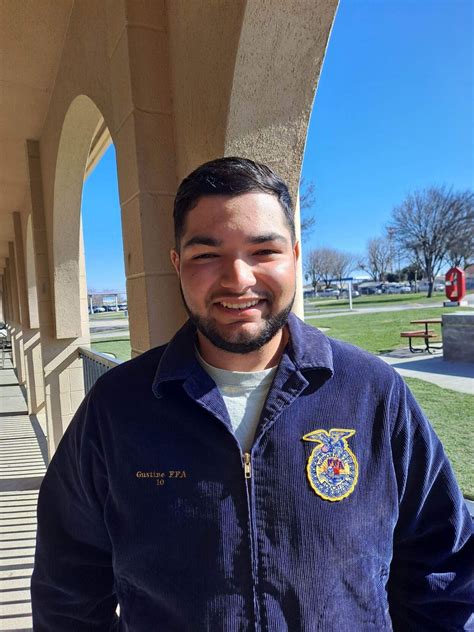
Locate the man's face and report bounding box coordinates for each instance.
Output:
[170,192,299,354]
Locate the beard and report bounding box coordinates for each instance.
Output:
[180,285,294,354]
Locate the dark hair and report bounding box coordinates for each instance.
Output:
[173,156,294,249]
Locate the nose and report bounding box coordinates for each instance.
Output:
[220,257,256,291]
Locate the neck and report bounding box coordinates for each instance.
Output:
[197,327,288,371]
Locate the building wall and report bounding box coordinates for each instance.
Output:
[12,0,338,452]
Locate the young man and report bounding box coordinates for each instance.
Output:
[32,158,473,631]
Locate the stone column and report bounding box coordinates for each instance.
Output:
[107,0,185,355]
[7,245,26,383]
[13,212,46,420]
[3,264,11,324]
[6,272,12,322]
[0,276,4,322]
[27,140,87,457]
[10,239,26,386]
[13,214,30,330]
[4,262,15,367]
[7,245,20,325]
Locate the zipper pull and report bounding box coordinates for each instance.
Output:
[244,452,251,479]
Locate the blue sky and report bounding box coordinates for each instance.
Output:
[301,0,473,259]
[81,0,473,291]
[82,145,124,291]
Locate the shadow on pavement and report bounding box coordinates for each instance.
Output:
[387,356,474,378]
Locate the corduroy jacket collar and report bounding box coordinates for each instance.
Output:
[152,313,334,398]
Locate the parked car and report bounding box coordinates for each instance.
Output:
[341,289,360,297]
[319,289,340,298]
[399,286,412,294]
[93,306,106,313]
[360,285,383,295]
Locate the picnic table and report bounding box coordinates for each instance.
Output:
[400,318,443,353]
[410,318,442,335]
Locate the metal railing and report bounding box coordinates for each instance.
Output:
[0,326,12,368]
[78,347,121,394]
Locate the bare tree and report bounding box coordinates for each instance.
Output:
[305,248,333,289]
[446,221,474,268]
[88,288,103,307]
[332,250,356,287]
[305,250,321,292]
[388,186,474,297]
[305,247,355,290]
[401,261,424,289]
[358,237,394,281]
[299,179,316,241]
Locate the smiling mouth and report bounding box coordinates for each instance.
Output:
[217,299,264,311]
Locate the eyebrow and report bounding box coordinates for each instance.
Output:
[247,233,288,245]
[182,233,288,249]
[182,236,221,249]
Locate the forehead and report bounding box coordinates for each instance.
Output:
[182,192,291,238]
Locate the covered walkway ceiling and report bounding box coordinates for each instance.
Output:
[0,1,74,257]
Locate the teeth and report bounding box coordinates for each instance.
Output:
[220,299,260,310]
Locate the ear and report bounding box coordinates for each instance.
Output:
[170,249,180,276]
[293,240,300,262]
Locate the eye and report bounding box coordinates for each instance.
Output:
[192,253,219,260]
[254,249,279,256]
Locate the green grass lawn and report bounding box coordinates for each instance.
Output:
[91,338,131,361]
[306,306,464,355]
[89,311,127,320]
[405,377,474,499]
[305,291,474,311]
[306,293,443,309]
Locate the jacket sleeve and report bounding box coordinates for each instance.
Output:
[387,375,474,631]
[31,385,119,631]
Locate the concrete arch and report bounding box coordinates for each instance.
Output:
[225,0,338,196]
[52,94,104,339]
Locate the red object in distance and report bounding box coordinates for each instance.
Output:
[445,267,466,302]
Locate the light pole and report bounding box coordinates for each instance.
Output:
[387,228,395,279]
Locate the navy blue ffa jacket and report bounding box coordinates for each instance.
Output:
[31,315,474,631]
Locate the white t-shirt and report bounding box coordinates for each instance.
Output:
[196,350,277,453]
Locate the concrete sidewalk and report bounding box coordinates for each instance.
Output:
[379,350,473,516]
[379,348,474,395]
[0,358,47,631]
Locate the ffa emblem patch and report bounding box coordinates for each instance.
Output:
[302,428,358,501]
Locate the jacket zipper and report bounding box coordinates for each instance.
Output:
[243,451,260,629]
[244,452,252,479]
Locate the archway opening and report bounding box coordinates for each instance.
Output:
[81,143,131,361]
